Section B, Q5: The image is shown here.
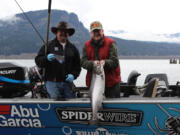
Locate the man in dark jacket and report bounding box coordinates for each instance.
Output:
[81,21,121,98]
[35,21,81,99]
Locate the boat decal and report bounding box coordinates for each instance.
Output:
[0,105,10,115]
[37,104,51,111]
[0,105,42,128]
[0,70,16,75]
[56,107,143,126]
[147,104,180,135]
[0,76,30,84]
[62,126,72,135]
[76,127,128,135]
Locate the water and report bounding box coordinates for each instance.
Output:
[1,59,180,86]
[120,59,180,85]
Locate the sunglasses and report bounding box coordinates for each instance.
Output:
[92,29,101,33]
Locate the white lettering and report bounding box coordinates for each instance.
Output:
[0,70,16,75]
[0,105,42,128]
[11,105,39,118]
[79,112,87,120]
[61,111,68,119]
[15,119,21,127]
[68,111,75,119]
[97,113,104,121]
[8,118,16,127]
[33,119,42,128]
[61,111,93,120]
[0,118,42,128]
[104,113,116,122]
[20,105,30,117]
[21,119,29,127]
[75,112,79,120]
[11,106,21,117]
[30,108,39,118]
[76,128,128,135]
[59,109,140,126]
[0,115,7,127]
[87,112,92,120]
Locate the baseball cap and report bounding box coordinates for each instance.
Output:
[90,21,103,32]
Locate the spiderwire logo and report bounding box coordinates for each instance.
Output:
[56,107,143,126]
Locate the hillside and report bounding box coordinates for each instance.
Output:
[0,10,90,55]
[0,9,180,57]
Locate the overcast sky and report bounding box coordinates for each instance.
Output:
[1,0,180,42]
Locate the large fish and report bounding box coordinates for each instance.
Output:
[89,63,105,125]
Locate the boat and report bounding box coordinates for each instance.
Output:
[170,58,178,64]
[1,98,180,135]
[0,62,180,135]
[1,1,180,135]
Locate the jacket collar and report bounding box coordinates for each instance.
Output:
[90,35,105,47]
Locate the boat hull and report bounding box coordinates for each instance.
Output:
[0,98,179,135]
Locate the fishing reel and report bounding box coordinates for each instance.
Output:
[28,66,42,83]
[28,66,49,98]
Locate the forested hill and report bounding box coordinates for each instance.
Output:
[0,9,180,56]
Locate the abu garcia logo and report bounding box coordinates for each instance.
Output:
[0,105,42,128]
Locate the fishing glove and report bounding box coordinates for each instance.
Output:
[47,54,55,61]
[66,74,74,83]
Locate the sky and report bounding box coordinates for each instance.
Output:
[1,0,180,42]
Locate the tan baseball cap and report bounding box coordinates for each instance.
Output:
[90,21,103,32]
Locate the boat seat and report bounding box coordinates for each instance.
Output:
[144,74,169,88]
[144,74,171,97]
[120,70,141,97]
[127,70,141,85]
[143,78,159,97]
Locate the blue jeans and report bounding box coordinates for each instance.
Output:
[45,81,73,99]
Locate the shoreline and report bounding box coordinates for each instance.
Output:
[0,53,180,59]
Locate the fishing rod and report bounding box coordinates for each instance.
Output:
[45,0,52,55]
[14,0,46,44]
[43,0,52,79]
[14,0,52,79]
